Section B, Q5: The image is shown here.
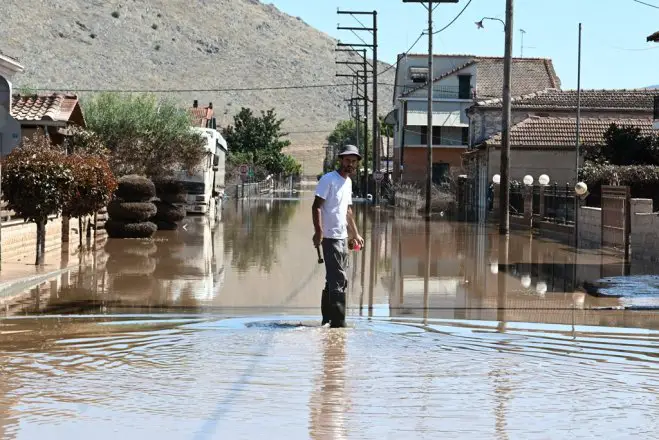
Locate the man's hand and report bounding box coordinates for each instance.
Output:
[313,230,323,248]
[353,234,364,248]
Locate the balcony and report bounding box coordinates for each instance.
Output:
[399,85,473,100]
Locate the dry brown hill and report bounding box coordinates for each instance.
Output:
[1,0,394,175]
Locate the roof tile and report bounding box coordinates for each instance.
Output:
[10,93,79,122]
[473,88,659,111]
[484,116,654,148]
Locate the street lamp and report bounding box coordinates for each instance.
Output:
[475,17,506,30]
[403,0,459,219]
[575,181,588,198]
[492,174,501,184]
[523,174,533,186]
[538,174,550,186]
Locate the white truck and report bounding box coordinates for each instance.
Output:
[175,127,228,217]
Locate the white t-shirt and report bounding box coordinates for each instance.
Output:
[315,170,353,239]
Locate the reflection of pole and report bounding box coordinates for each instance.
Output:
[423,220,431,324]
[368,210,376,317]
[497,234,509,329]
[360,205,367,315]
[398,219,404,310]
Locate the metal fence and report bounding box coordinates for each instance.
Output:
[543,183,575,224]
[509,183,524,216]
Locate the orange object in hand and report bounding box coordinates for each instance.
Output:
[348,238,361,251]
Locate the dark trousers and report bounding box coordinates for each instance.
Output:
[321,238,348,325]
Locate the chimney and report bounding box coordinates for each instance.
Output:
[193,100,198,108]
[208,102,213,109]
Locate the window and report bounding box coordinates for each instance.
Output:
[410,67,429,83]
[419,126,441,145]
[432,163,450,184]
[458,75,471,99]
[654,96,659,120]
[462,127,469,146]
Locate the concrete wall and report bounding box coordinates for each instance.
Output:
[577,206,602,249]
[630,199,659,261]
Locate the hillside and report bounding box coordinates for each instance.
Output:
[1,0,394,175]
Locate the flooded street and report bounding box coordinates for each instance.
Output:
[1,194,658,439]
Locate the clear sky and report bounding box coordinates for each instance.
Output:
[269,0,659,90]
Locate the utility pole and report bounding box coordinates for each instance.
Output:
[499,0,514,235]
[403,0,459,219]
[520,29,526,57]
[575,22,582,184]
[337,9,378,202]
[336,48,370,195]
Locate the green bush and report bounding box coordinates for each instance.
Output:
[114,175,156,202]
[105,219,158,238]
[107,200,157,222]
[581,163,659,206]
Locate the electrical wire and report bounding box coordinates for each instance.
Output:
[632,0,659,9]
[432,0,474,34]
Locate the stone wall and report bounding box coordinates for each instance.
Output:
[577,206,602,249]
[1,212,107,263]
[630,199,659,261]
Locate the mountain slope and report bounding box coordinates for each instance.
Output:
[1,0,394,174]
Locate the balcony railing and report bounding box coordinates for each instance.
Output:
[398,85,473,100]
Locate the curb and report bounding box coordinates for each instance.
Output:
[0,266,75,302]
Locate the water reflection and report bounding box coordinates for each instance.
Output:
[223,199,298,273]
[308,329,348,440]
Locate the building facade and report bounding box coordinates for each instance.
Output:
[390,53,561,186]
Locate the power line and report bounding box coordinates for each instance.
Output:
[433,0,474,34]
[24,82,393,93]
[632,0,659,9]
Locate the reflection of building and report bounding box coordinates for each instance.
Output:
[389,220,468,319]
[158,216,225,304]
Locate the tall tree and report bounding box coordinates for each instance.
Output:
[83,92,207,178]
[223,107,300,177]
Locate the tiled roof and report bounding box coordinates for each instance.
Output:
[472,88,659,111]
[10,93,80,123]
[483,116,654,148]
[399,56,560,99]
[474,58,560,99]
[188,105,214,127]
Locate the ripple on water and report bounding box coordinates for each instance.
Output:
[0,315,657,440]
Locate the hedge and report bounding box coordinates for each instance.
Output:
[105,219,158,238]
[104,239,158,257]
[581,163,659,206]
[114,174,156,202]
[106,254,157,275]
[107,201,158,222]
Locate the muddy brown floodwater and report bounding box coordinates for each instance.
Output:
[1,194,658,439]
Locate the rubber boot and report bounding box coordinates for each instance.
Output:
[329,291,346,328]
[321,287,330,325]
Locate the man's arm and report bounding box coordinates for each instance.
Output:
[346,206,364,246]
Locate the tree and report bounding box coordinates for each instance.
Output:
[62,154,118,249]
[583,124,659,166]
[83,92,207,178]
[1,133,74,265]
[223,107,301,178]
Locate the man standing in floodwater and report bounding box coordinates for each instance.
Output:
[312,144,364,328]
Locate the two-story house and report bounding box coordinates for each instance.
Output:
[0,51,24,152]
[389,53,561,185]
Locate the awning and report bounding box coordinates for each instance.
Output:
[406,109,467,127]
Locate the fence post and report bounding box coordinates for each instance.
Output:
[523,185,533,229]
[539,185,546,221]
